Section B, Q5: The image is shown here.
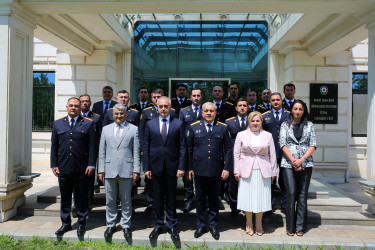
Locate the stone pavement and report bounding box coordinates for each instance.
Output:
[0,169,374,249]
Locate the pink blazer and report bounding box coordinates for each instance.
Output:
[233,129,277,179]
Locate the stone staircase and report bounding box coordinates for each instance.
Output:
[18,178,375,227]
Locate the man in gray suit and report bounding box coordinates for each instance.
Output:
[98,104,140,239]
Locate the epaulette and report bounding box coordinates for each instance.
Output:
[83,117,93,121]
[284,110,290,113]
[187,98,191,100]
[54,116,65,121]
[171,108,175,111]
[225,101,233,106]
[190,121,200,126]
[171,98,176,100]
[92,112,100,116]
[181,106,189,111]
[107,108,113,110]
[217,121,227,126]
[225,117,235,122]
[143,107,153,111]
[130,108,139,112]
[129,103,138,106]
[262,111,271,116]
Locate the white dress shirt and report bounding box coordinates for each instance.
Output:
[159,115,170,134]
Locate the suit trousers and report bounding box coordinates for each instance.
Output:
[183,175,194,206]
[194,175,221,229]
[283,167,312,233]
[152,166,178,229]
[58,173,89,226]
[105,177,133,229]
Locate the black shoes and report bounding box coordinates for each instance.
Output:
[123,228,132,238]
[182,204,193,214]
[149,227,162,239]
[210,228,220,240]
[230,209,239,217]
[77,224,86,237]
[55,225,72,235]
[168,228,180,241]
[194,227,206,238]
[144,205,154,215]
[104,227,116,238]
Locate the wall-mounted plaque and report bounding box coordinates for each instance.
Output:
[310,83,338,124]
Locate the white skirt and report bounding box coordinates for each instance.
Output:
[237,169,272,213]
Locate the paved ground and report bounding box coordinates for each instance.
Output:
[0,167,374,249]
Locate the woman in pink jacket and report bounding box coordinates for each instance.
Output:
[233,111,277,236]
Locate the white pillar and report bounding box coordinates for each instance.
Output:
[268,50,279,91]
[367,22,375,179]
[0,2,38,221]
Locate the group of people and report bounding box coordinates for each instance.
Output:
[50,82,316,241]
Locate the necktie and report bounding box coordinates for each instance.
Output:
[289,101,293,107]
[70,118,74,130]
[267,104,270,110]
[104,101,109,114]
[194,107,198,118]
[207,124,212,136]
[250,107,254,112]
[116,125,122,144]
[275,111,280,123]
[241,118,245,129]
[216,103,220,110]
[141,103,145,109]
[162,119,167,142]
[180,99,183,105]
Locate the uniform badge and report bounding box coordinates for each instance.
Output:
[186,115,190,118]
[196,130,198,134]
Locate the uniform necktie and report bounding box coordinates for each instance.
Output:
[275,111,280,123]
[250,107,254,112]
[104,101,109,114]
[116,125,122,144]
[267,104,270,110]
[179,99,183,105]
[141,103,145,109]
[216,103,220,110]
[194,107,198,118]
[241,117,245,128]
[207,123,212,136]
[70,118,74,130]
[162,119,167,142]
[289,101,293,107]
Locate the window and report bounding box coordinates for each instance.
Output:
[352,72,367,137]
[33,72,55,131]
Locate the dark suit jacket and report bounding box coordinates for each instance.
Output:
[50,116,96,174]
[143,116,186,176]
[92,100,117,118]
[214,100,236,123]
[247,104,268,114]
[282,99,294,111]
[187,121,232,177]
[262,109,290,159]
[102,107,139,127]
[129,101,153,114]
[171,98,192,116]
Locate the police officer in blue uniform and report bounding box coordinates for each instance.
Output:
[188,102,232,240]
[51,97,96,237]
[102,90,139,127]
[211,85,236,123]
[129,87,153,115]
[225,98,249,217]
[246,89,268,114]
[262,92,290,214]
[171,83,192,116]
[179,87,203,213]
[258,88,272,111]
[79,94,101,211]
[282,83,296,111]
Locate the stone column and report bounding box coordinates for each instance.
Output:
[115,49,132,93]
[366,22,375,179]
[0,2,38,221]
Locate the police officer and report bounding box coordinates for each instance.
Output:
[103,90,139,127]
[225,83,240,105]
[92,86,117,118]
[188,102,232,240]
[51,97,96,237]
[171,84,192,116]
[79,94,101,211]
[179,87,203,213]
[258,89,272,111]
[262,92,290,214]
[246,89,268,114]
[211,85,236,123]
[282,83,296,111]
[225,98,249,217]
[129,87,153,114]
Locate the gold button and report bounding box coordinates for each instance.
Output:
[69,153,72,156]
[208,145,210,147]
[208,139,210,141]
[70,139,72,142]
[208,157,211,159]
[70,133,72,135]
[69,146,72,149]
[208,151,210,153]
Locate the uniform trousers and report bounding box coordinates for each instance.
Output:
[58,173,89,227]
[283,167,312,233]
[183,175,194,207]
[194,175,221,229]
[105,177,133,229]
[152,166,178,229]
[228,172,238,212]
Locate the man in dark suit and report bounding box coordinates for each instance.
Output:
[225,98,249,217]
[79,94,101,211]
[129,87,153,114]
[225,83,240,105]
[258,88,272,111]
[171,83,192,116]
[92,86,117,118]
[179,87,203,214]
[51,97,96,237]
[102,90,139,127]
[212,85,236,123]
[188,102,232,240]
[246,89,268,114]
[144,96,186,241]
[262,92,290,214]
[282,83,296,111]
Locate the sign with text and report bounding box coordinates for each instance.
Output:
[310,83,338,124]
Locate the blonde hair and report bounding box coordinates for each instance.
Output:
[247,111,263,129]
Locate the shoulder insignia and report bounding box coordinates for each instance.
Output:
[107,108,113,110]
[129,103,138,106]
[54,116,65,122]
[130,108,139,112]
[172,98,176,100]
[171,108,175,111]
[217,121,227,126]
[262,111,271,116]
[143,107,153,111]
[225,117,235,122]
[92,112,100,117]
[83,117,93,121]
[284,110,290,113]
[190,121,200,126]
[181,106,189,111]
[225,101,233,106]
[187,98,191,100]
